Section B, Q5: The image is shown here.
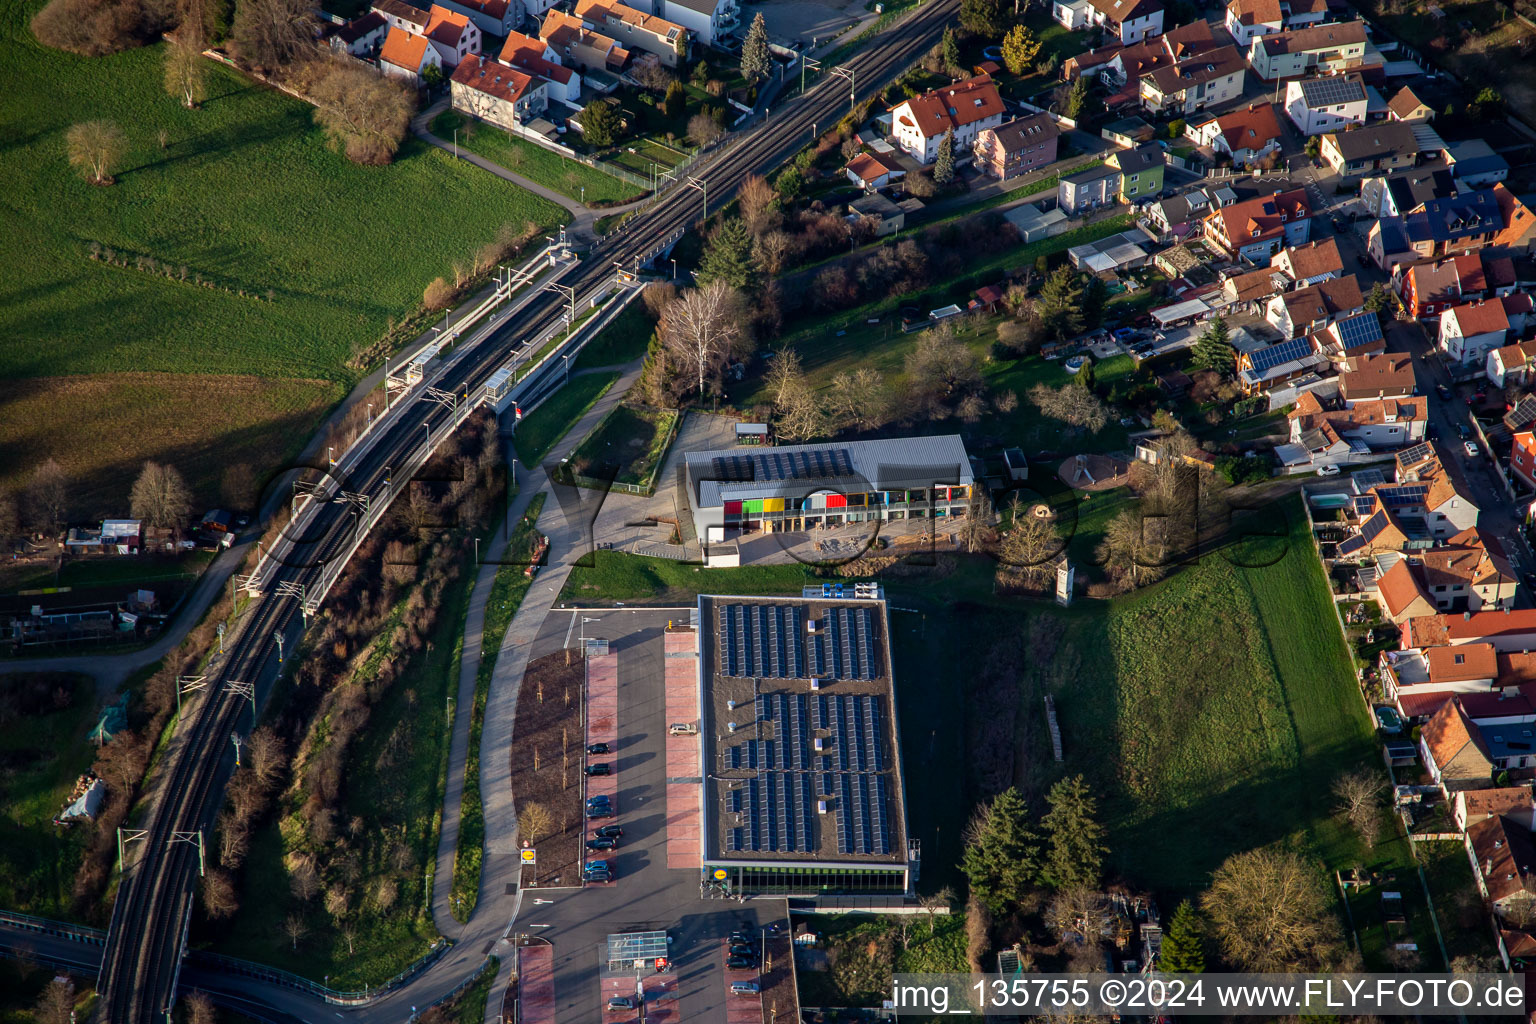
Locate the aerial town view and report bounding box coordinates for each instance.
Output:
[4,0,1536,1016]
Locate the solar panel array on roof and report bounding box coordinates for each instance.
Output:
[1351,495,1378,517]
[723,691,891,857]
[1248,336,1314,373]
[710,448,854,483]
[1358,510,1390,544]
[1337,533,1366,556]
[1334,312,1384,351]
[1299,74,1365,107]
[1396,441,1433,468]
[721,604,807,678]
[1377,483,1429,507]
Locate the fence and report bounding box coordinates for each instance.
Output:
[565,407,681,497]
[190,940,454,1005]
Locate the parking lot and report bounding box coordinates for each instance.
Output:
[519,608,788,1022]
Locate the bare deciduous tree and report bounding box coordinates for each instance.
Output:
[1029,382,1109,433]
[309,61,415,165]
[201,867,240,919]
[231,0,314,72]
[999,506,1061,585]
[1096,507,1171,589]
[828,367,887,431]
[66,120,127,185]
[660,279,745,399]
[1202,846,1342,971]
[687,112,725,148]
[737,173,780,237]
[518,801,555,844]
[247,726,286,788]
[33,977,74,1024]
[372,875,399,912]
[920,886,955,928]
[753,229,795,276]
[164,28,207,108]
[25,458,70,534]
[283,912,310,951]
[288,856,321,901]
[130,460,192,530]
[1333,768,1386,848]
[184,990,219,1024]
[1047,887,1108,943]
[325,883,350,921]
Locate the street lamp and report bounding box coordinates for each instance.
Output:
[424,420,432,448]
[670,257,677,280]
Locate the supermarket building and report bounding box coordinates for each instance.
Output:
[681,434,974,541]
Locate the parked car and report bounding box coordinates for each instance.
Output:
[1356,253,1371,268]
[731,981,761,995]
[585,763,611,776]
[726,956,757,970]
[586,742,610,755]
[608,996,635,1010]
[593,825,624,839]
[1315,464,1341,477]
[1465,441,1481,457]
[586,837,618,850]
[1436,383,1451,400]
[584,860,612,878]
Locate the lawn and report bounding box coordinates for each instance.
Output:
[572,302,655,372]
[430,111,645,206]
[568,403,678,488]
[559,550,816,604]
[0,6,567,509]
[449,495,547,921]
[514,371,620,466]
[0,673,100,920]
[794,912,967,1008]
[0,549,213,595]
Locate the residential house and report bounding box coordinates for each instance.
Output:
[1360,169,1456,220]
[1380,642,1503,719]
[1186,102,1282,164]
[499,31,580,104]
[1394,442,1481,537]
[847,192,905,237]
[1145,187,1217,236]
[1370,189,1507,270]
[1284,74,1367,135]
[1271,237,1342,287]
[1203,187,1312,263]
[450,54,549,130]
[1138,44,1246,115]
[844,151,906,189]
[1059,163,1122,215]
[889,74,1006,164]
[1422,696,1496,792]
[1110,142,1163,201]
[1319,122,1419,177]
[434,0,517,37]
[1510,431,1536,490]
[332,11,388,55]
[1246,20,1369,81]
[1220,266,1287,311]
[1054,0,1166,44]
[1373,541,1517,624]
[1492,184,1536,255]
[1288,389,1426,460]
[974,115,1061,181]
[1467,814,1536,924]
[540,9,627,73]
[1414,608,1536,651]
[379,26,442,84]
[1340,351,1415,401]
[1315,309,1386,360]
[1266,275,1363,337]
[423,5,481,68]
[576,0,686,66]
[1387,85,1435,124]
[1446,139,1511,189]
[1490,340,1536,390]
[1440,298,1512,368]
[1236,335,1327,393]
[522,0,558,15]
[1223,0,1327,45]
[374,0,429,33]
[1396,252,1490,320]
[657,0,740,48]
[1456,788,1536,831]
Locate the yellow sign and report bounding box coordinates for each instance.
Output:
[713,869,728,881]
[521,849,537,864]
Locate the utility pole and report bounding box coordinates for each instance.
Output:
[802,55,820,94]
[830,65,856,120]
[686,176,708,220]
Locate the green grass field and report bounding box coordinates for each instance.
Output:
[449,495,546,921]
[794,913,967,1007]
[572,302,654,372]
[568,404,677,487]
[0,5,566,506]
[0,673,99,920]
[430,111,644,206]
[514,372,620,466]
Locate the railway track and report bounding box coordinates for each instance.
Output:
[98,4,957,1018]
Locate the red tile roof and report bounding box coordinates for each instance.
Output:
[1256,19,1367,55]
[451,53,537,103]
[1387,85,1431,121]
[1425,642,1500,683]
[1227,0,1282,26]
[1446,608,1536,642]
[380,25,432,70]
[499,30,572,83]
[1493,184,1536,250]
[845,151,902,182]
[894,74,1005,140]
[425,4,473,47]
[1086,0,1164,24]
[1340,351,1415,397]
[1216,102,1282,154]
[1208,187,1310,249]
[1274,236,1341,280]
[1445,298,1511,337]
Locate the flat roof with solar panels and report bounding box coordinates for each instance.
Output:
[695,593,911,896]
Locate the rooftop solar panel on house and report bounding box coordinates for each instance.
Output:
[1299,74,1366,107]
[1377,483,1429,506]
[1396,441,1433,468]
[1248,336,1314,373]
[1352,495,1377,517]
[1337,534,1366,556]
[1334,312,1383,351]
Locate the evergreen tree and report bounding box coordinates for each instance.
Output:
[698,217,758,291]
[1042,774,1108,890]
[933,129,956,186]
[740,12,772,84]
[1000,24,1041,76]
[581,100,621,147]
[959,0,1004,35]
[1188,314,1235,379]
[1364,281,1391,323]
[663,79,686,119]
[960,787,1042,915]
[941,27,961,70]
[1082,275,1108,329]
[1159,900,1207,973]
[1037,266,1084,340]
[1065,76,1093,120]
